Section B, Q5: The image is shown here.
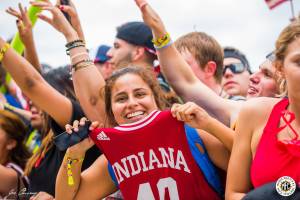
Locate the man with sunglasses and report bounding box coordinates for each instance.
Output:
[222,47,251,98]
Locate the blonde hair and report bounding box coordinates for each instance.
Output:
[274,20,300,96]
[175,32,224,83]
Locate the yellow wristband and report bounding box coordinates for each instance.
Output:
[152,33,170,46]
[0,43,10,63]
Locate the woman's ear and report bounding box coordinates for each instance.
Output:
[6,139,17,150]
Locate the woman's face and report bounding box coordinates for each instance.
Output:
[29,101,44,131]
[111,73,158,125]
[282,37,300,94]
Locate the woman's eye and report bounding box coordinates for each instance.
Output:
[136,92,145,97]
[116,96,126,102]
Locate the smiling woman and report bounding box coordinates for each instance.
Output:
[105,67,166,126]
[47,0,235,198]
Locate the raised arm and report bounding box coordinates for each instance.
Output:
[135,0,241,126]
[6,3,41,72]
[31,0,107,123]
[1,2,74,127]
[0,37,72,127]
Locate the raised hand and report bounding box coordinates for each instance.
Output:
[6,3,33,45]
[30,0,76,39]
[135,0,165,32]
[55,0,85,42]
[135,0,148,9]
[171,102,213,130]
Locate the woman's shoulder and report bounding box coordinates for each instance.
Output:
[242,97,281,114]
[238,97,281,126]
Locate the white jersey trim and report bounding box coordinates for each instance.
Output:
[118,110,159,127]
[115,110,161,131]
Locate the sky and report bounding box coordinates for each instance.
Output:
[1,0,300,71]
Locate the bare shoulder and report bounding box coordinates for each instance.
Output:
[238,97,281,127]
[242,97,280,115]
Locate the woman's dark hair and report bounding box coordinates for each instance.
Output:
[0,110,31,169]
[25,65,76,175]
[104,66,175,126]
[43,65,76,101]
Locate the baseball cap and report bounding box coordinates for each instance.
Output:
[94,45,111,64]
[116,21,156,55]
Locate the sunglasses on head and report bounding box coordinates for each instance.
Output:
[223,63,246,75]
[266,51,275,62]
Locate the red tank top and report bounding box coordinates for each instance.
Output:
[90,110,220,200]
[251,98,300,188]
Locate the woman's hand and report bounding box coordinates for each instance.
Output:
[30,0,77,40]
[6,3,33,45]
[171,102,213,130]
[134,0,166,32]
[55,0,85,42]
[64,117,101,156]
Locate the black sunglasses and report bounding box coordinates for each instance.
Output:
[223,63,246,75]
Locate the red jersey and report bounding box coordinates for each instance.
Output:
[90,110,220,200]
[251,98,300,188]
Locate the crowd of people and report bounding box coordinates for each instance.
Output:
[0,0,299,199]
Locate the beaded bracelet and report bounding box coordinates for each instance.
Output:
[70,52,89,62]
[65,39,84,48]
[0,43,10,63]
[66,43,86,55]
[73,61,94,72]
[66,155,84,186]
[72,58,93,68]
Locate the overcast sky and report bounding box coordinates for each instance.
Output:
[1,0,300,71]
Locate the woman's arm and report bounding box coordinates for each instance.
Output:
[171,102,234,151]
[56,154,117,200]
[197,130,230,171]
[56,120,117,200]
[225,103,255,200]
[0,36,72,128]
[6,3,41,72]
[134,0,241,126]
[31,0,107,124]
